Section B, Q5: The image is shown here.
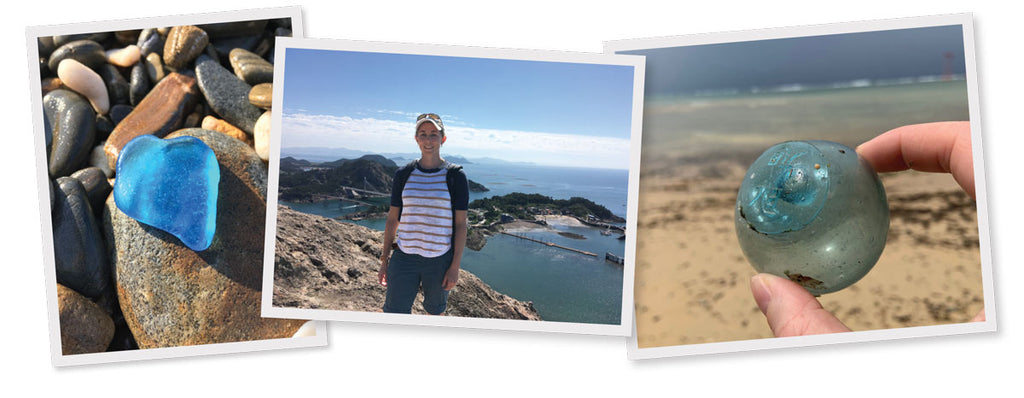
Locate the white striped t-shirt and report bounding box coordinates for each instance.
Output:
[397,167,453,258]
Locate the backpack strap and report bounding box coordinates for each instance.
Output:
[393,160,418,219]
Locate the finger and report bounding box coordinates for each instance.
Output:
[856,121,975,199]
[750,273,851,337]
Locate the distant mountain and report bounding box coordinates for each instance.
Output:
[319,154,397,169]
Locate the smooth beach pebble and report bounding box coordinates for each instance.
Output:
[57,284,114,355]
[98,64,130,106]
[44,89,96,178]
[734,140,889,295]
[201,115,251,145]
[229,48,274,86]
[137,29,163,57]
[57,59,109,115]
[41,77,63,95]
[53,176,110,299]
[248,83,272,109]
[254,110,271,161]
[292,321,317,338]
[195,54,262,135]
[105,72,199,170]
[145,52,165,83]
[105,45,141,68]
[164,25,209,69]
[48,40,107,72]
[129,63,150,105]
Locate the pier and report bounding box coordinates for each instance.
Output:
[499,231,597,257]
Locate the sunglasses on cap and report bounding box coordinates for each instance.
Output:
[415,113,445,131]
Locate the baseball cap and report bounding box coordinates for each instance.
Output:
[415,113,445,133]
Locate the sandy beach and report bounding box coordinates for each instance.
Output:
[634,153,984,348]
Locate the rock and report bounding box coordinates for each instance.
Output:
[41,77,63,95]
[113,135,219,251]
[53,33,108,48]
[53,176,110,299]
[254,110,270,161]
[137,29,163,57]
[98,64,130,106]
[105,45,140,68]
[195,54,262,135]
[114,30,141,46]
[57,59,109,115]
[144,52,165,83]
[44,89,96,178]
[95,115,113,141]
[466,227,487,251]
[229,48,274,86]
[248,83,272,109]
[163,25,208,69]
[47,40,106,72]
[90,144,113,178]
[102,128,305,348]
[128,63,149,106]
[272,206,541,320]
[109,104,132,125]
[200,115,251,146]
[57,284,115,355]
[70,167,112,218]
[104,72,199,170]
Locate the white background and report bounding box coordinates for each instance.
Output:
[6,0,1018,395]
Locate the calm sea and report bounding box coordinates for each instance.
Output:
[280,163,629,325]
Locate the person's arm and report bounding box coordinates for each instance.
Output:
[443,210,467,291]
[379,207,401,286]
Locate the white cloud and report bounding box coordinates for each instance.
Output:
[280,113,632,169]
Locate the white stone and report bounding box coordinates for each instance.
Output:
[106,45,141,68]
[57,59,109,115]
[254,110,271,162]
[291,321,318,338]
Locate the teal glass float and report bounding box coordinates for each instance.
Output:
[114,135,220,251]
[734,140,888,295]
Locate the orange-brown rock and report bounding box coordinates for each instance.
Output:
[103,72,199,170]
[201,115,252,146]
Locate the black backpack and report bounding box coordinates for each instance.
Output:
[393,160,464,226]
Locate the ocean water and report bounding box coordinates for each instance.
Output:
[280,164,629,324]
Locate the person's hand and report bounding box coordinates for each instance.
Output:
[750,273,851,337]
[378,254,389,286]
[751,121,982,337]
[856,121,975,199]
[442,266,459,291]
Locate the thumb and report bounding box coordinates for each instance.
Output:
[750,273,851,337]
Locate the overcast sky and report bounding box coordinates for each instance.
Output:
[617,25,966,96]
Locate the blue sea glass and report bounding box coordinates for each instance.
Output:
[734,140,888,295]
[114,135,220,251]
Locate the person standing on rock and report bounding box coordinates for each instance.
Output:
[378,113,469,315]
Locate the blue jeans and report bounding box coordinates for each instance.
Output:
[382,248,453,315]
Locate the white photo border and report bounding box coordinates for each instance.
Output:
[261,37,645,337]
[27,6,329,367]
[605,13,996,360]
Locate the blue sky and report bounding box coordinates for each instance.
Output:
[279,48,637,169]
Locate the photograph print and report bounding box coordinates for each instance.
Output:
[607,14,994,358]
[262,38,644,335]
[28,7,326,366]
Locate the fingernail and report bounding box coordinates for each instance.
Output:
[750,274,773,313]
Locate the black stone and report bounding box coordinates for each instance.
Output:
[95,115,113,141]
[138,30,163,57]
[44,89,96,178]
[48,40,107,72]
[53,177,110,300]
[129,63,150,106]
[99,64,131,106]
[194,55,262,135]
[110,104,133,125]
[52,33,109,47]
[71,167,112,218]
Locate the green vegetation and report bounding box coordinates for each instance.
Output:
[469,192,618,224]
